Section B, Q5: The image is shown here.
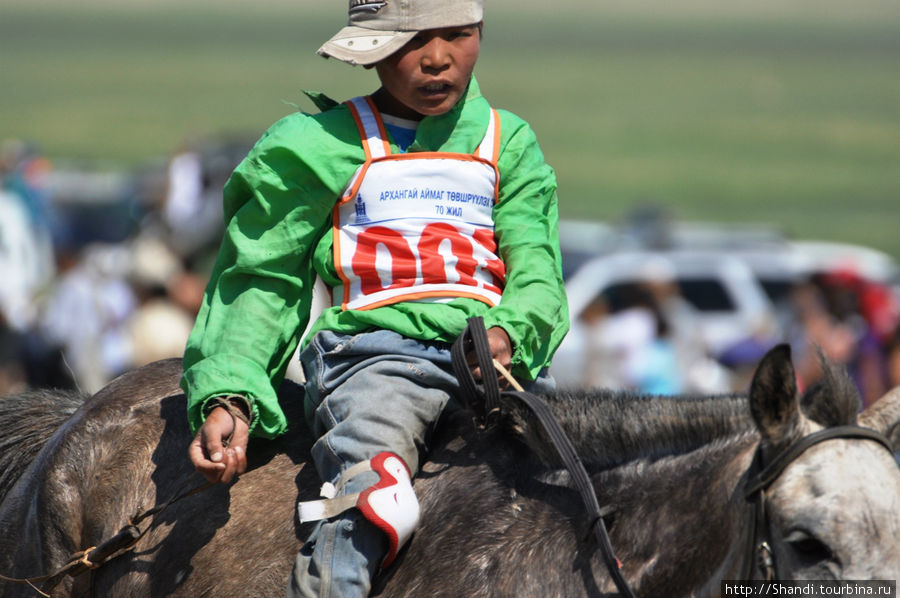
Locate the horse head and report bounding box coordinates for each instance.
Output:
[747,344,900,580]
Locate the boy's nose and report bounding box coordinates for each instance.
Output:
[420,39,451,71]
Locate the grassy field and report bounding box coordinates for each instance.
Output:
[2,0,899,259]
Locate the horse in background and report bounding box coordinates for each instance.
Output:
[0,345,898,596]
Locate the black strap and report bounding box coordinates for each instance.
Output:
[741,424,896,581]
[745,425,895,499]
[0,477,215,594]
[507,390,636,597]
[451,317,636,598]
[450,316,501,424]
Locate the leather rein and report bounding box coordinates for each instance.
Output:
[0,401,250,596]
[741,425,896,581]
[453,317,897,590]
[7,320,894,595]
[0,478,214,596]
[451,317,637,598]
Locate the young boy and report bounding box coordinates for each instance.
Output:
[183,0,569,596]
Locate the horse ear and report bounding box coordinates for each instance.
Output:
[749,344,802,446]
[859,386,900,450]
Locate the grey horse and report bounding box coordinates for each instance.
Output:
[0,345,898,596]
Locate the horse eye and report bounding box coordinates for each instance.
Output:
[785,530,833,562]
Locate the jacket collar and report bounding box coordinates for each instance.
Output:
[408,75,491,154]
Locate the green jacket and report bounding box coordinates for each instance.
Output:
[182,77,569,439]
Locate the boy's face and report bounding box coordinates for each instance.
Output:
[374,24,481,120]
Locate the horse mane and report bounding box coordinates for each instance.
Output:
[503,389,755,471]
[0,388,88,504]
[506,352,861,473]
[799,352,862,427]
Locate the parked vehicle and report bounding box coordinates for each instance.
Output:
[552,249,777,391]
[724,240,899,305]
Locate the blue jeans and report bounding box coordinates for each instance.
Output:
[286,329,554,598]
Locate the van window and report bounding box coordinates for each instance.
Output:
[677,279,735,311]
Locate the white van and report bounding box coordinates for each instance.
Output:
[552,249,776,391]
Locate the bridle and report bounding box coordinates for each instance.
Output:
[9,323,890,597]
[454,316,897,594]
[741,425,896,581]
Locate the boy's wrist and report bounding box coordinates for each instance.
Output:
[204,394,253,428]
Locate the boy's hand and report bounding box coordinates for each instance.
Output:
[466,326,513,388]
[189,405,249,484]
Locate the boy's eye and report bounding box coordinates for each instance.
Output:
[447,28,474,40]
[408,26,474,47]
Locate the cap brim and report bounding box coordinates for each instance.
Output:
[317,27,417,66]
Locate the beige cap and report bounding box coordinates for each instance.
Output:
[318,0,483,66]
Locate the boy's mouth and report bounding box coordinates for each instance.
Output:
[420,82,452,96]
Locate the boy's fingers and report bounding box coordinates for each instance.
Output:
[230,420,250,475]
[189,433,225,483]
[202,406,235,462]
[465,327,512,383]
[486,327,512,367]
[220,421,250,483]
[219,450,236,484]
[188,407,239,484]
[203,426,226,464]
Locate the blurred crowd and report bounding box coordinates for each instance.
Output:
[2,138,900,410]
[567,262,900,409]
[573,270,734,396]
[786,270,900,407]
[0,138,237,395]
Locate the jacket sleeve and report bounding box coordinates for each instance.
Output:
[482,113,569,381]
[181,120,336,438]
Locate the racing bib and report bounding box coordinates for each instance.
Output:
[333,96,505,311]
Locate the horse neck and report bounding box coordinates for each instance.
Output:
[540,390,756,470]
[0,389,87,506]
[578,395,760,593]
